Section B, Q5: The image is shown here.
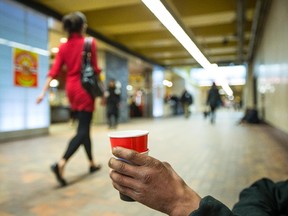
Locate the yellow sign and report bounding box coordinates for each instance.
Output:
[14,48,38,87]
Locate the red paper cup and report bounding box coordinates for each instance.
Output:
[108,130,149,202]
[108,130,149,153]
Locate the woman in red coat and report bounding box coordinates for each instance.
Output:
[37,11,101,186]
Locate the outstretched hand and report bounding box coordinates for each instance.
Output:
[36,93,45,104]
[108,147,201,216]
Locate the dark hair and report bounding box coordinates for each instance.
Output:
[62,11,87,34]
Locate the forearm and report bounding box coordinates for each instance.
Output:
[40,76,53,96]
[169,186,201,216]
[36,76,53,104]
[190,196,233,216]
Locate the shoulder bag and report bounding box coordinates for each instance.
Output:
[81,37,104,98]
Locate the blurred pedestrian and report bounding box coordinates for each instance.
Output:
[36,11,102,186]
[105,79,121,129]
[206,82,222,124]
[180,89,193,118]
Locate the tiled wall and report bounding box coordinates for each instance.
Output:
[0,0,49,139]
[253,0,288,133]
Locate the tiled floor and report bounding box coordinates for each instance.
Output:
[1,110,288,216]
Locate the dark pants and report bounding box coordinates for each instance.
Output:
[107,104,119,128]
[63,111,93,161]
[210,105,216,124]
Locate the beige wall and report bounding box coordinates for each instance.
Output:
[243,64,255,109]
[252,0,288,133]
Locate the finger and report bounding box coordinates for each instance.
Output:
[112,147,153,166]
[108,157,142,178]
[111,181,139,201]
[109,169,139,192]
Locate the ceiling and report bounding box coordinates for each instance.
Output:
[19,0,266,69]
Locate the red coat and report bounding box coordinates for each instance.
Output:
[48,33,101,112]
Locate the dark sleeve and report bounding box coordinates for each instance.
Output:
[206,91,211,105]
[232,178,288,216]
[190,178,288,216]
[189,196,234,216]
[116,93,121,104]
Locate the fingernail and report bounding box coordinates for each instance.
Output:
[112,147,118,153]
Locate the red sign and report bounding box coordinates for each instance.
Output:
[14,48,38,87]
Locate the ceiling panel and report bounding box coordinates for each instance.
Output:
[24,0,259,67]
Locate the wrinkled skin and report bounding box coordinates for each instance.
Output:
[108,147,201,216]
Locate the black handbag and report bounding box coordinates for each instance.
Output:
[81,37,104,98]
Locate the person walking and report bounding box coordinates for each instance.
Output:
[36,11,102,186]
[180,89,193,118]
[105,79,121,129]
[206,82,222,124]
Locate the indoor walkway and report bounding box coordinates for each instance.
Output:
[1,110,288,216]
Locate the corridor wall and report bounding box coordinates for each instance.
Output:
[0,0,50,141]
[106,52,129,122]
[253,0,288,133]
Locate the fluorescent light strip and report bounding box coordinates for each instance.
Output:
[0,37,49,56]
[142,0,233,96]
[142,0,211,70]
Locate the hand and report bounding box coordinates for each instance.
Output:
[36,92,45,104]
[108,147,201,216]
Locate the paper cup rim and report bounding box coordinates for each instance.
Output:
[108,130,149,138]
[112,149,149,155]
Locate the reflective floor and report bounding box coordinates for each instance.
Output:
[1,110,288,216]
